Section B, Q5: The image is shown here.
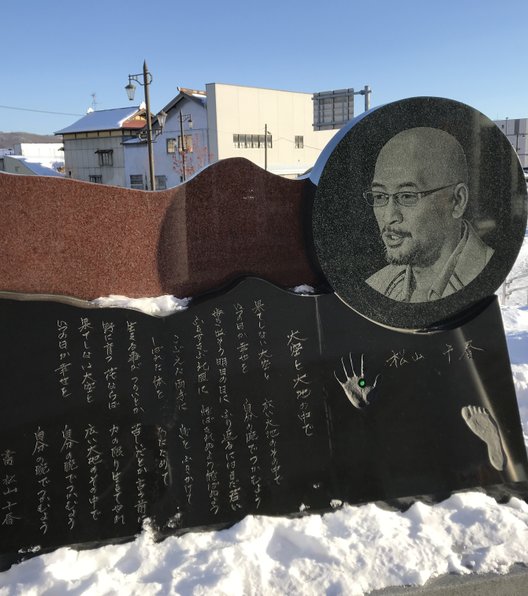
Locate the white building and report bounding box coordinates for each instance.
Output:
[0,143,64,177]
[123,89,209,190]
[124,83,339,189]
[56,107,146,186]
[204,83,338,177]
[494,118,528,169]
[60,83,341,190]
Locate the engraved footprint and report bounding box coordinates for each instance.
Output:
[461,405,505,471]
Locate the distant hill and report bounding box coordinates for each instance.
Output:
[0,132,61,149]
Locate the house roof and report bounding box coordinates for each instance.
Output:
[55,107,145,135]
[151,88,207,126]
[5,155,64,177]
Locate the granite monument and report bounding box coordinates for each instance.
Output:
[1,96,527,570]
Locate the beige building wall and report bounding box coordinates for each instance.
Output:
[63,134,127,186]
[206,83,339,177]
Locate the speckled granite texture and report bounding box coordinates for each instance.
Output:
[313,97,527,329]
[0,158,321,299]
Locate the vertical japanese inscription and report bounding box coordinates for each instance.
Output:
[262,399,282,485]
[252,300,273,380]
[233,303,249,374]
[61,425,79,530]
[85,424,102,521]
[157,427,170,488]
[173,334,187,412]
[1,449,21,527]
[194,315,219,515]
[151,338,166,400]
[102,321,119,410]
[79,317,96,403]
[56,320,71,398]
[243,398,262,508]
[33,427,51,534]
[127,321,143,415]
[178,424,193,505]
[131,423,148,522]
[252,300,282,485]
[233,303,262,509]
[110,425,125,525]
[212,308,242,511]
[286,330,315,437]
[173,334,193,504]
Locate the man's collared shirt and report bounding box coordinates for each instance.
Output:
[366,221,494,302]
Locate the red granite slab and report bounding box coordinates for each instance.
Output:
[0,158,321,299]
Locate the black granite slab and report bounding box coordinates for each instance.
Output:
[0,278,526,569]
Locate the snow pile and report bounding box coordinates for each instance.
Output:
[1,492,528,595]
[92,294,190,317]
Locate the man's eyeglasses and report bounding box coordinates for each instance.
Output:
[363,183,457,207]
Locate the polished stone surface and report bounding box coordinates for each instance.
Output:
[313,97,527,330]
[0,279,526,568]
[0,158,320,299]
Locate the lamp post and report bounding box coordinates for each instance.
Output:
[125,61,166,191]
[179,111,193,182]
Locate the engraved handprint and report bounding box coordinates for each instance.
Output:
[334,353,380,409]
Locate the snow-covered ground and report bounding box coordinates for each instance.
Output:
[2,292,528,595]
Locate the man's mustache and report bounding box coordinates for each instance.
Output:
[382,226,411,237]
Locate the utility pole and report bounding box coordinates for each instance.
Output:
[264,123,268,171]
[179,110,187,182]
[363,85,371,111]
[178,111,193,182]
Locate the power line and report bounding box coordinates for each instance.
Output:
[0,104,83,117]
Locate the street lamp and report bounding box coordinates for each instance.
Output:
[135,110,167,141]
[125,60,166,191]
[179,111,193,182]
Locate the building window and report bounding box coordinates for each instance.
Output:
[95,149,113,166]
[169,135,193,153]
[89,175,102,183]
[313,89,355,130]
[295,136,304,149]
[233,133,272,148]
[130,174,144,189]
[178,135,193,153]
[155,175,167,190]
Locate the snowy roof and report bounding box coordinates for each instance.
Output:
[5,155,64,177]
[55,107,145,135]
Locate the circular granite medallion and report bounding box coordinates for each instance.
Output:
[312,97,527,330]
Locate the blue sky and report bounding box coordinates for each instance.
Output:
[2,0,527,135]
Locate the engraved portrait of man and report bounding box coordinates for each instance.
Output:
[365,127,494,302]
